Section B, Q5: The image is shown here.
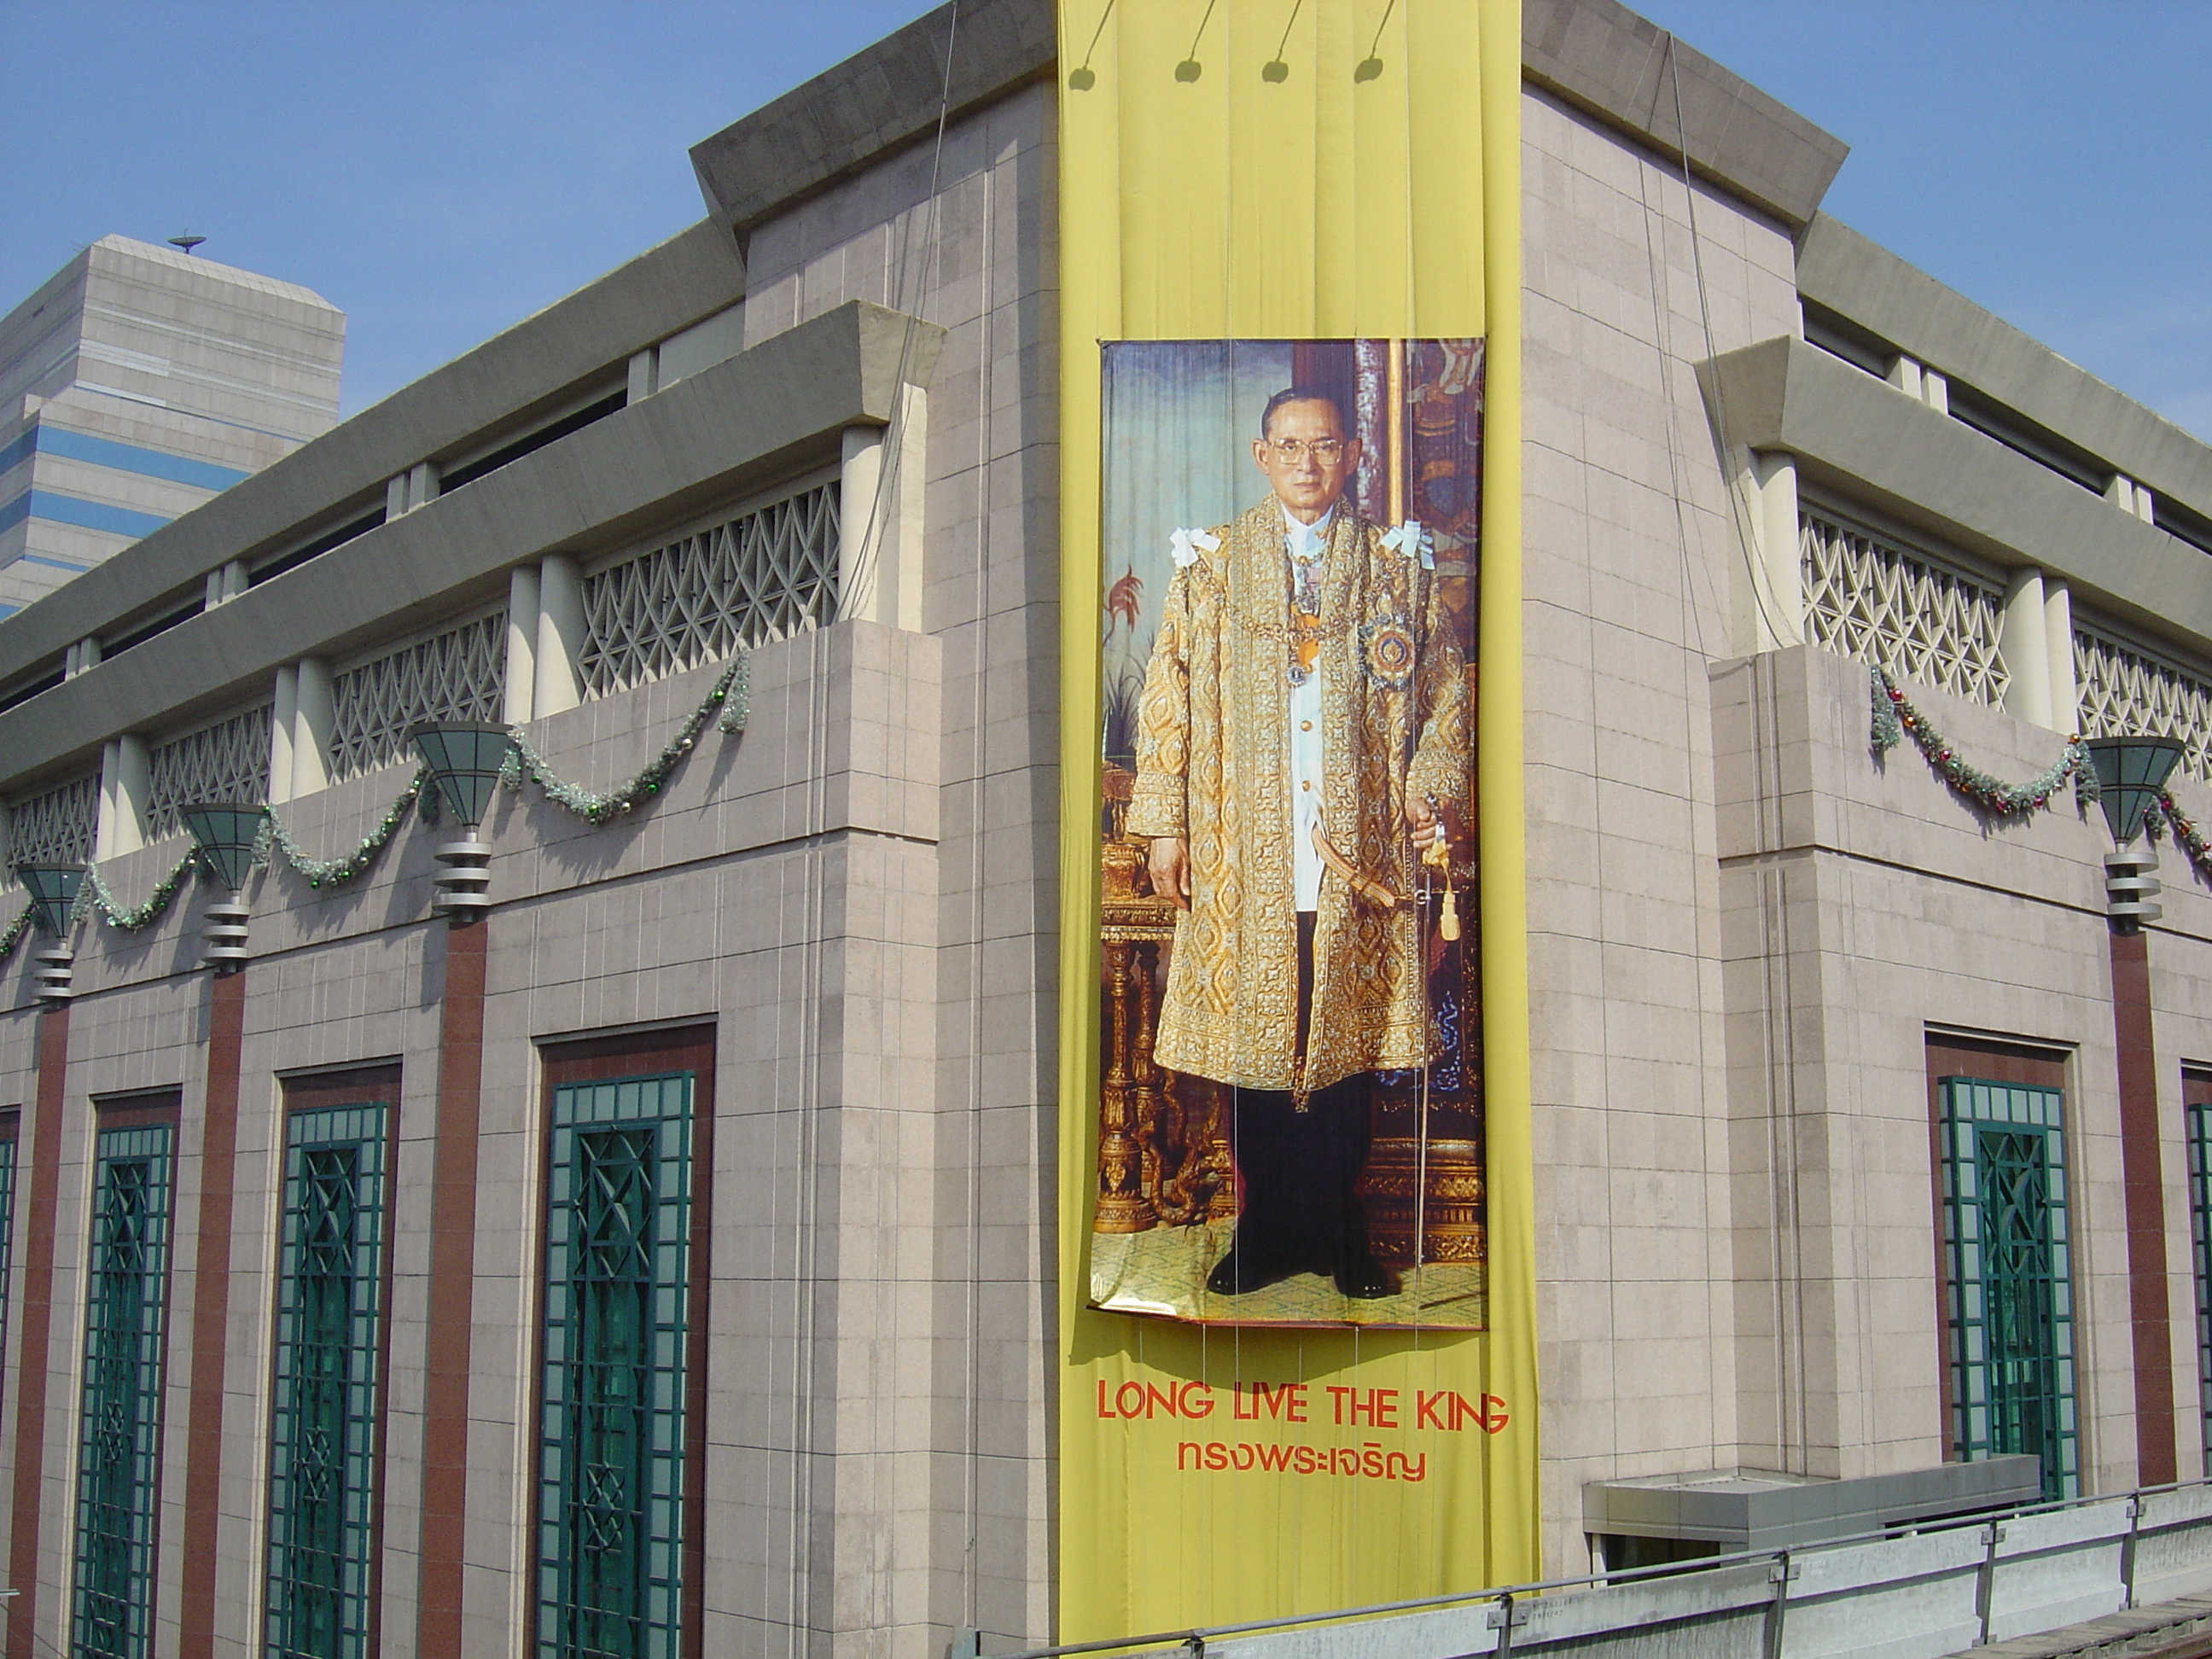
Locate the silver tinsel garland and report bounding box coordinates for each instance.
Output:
[75,853,201,932]
[264,768,431,888]
[43,651,754,939]
[1869,666,2094,816]
[2151,790,2212,886]
[0,903,32,963]
[505,654,750,825]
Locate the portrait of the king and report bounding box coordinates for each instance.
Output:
[1123,378,1472,1305]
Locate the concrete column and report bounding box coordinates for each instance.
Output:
[270,664,299,806]
[1732,449,1804,655]
[1886,354,1924,400]
[387,461,441,517]
[2107,474,2155,521]
[534,555,585,717]
[2045,577,2079,734]
[839,423,887,624]
[292,656,333,796]
[2000,568,2053,730]
[837,387,928,632]
[94,736,148,859]
[111,735,148,854]
[204,559,247,608]
[626,346,660,404]
[1920,367,1949,416]
[95,740,122,860]
[1754,451,1803,645]
[504,564,541,726]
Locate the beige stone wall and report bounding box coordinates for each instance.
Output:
[1526,73,2212,1580]
[0,618,960,1659]
[7,50,2207,1656]
[0,75,1056,1659]
[1521,81,1801,1576]
[742,79,1060,1659]
[1714,644,2212,1502]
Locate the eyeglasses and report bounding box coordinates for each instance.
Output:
[1264,438,1347,465]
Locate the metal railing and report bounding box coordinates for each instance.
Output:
[1001,1476,2212,1659]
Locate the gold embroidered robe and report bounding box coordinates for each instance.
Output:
[1126,500,1470,1094]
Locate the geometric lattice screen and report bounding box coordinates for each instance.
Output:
[581,482,838,698]
[538,1073,695,1659]
[267,1103,388,1659]
[329,611,506,783]
[1937,1076,2078,1502]
[1802,508,2011,709]
[71,1120,175,1659]
[2075,620,2212,783]
[146,703,274,835]
[6,769,99,871]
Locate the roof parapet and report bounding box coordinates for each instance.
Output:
[689,0,1054,252]
[690,0,1846,254]
[1522,0,1847,232]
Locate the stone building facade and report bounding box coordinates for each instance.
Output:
[2,1,2210,1655]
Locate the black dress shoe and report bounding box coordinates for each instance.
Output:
[1207,1247,1298,1296]
[1334,1254,1399,1299]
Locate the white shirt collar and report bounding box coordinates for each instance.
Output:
[1282,501,1335,559]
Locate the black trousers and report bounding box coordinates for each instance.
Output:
[1223,1073,1376,1274]
[1222,912,1376,1274]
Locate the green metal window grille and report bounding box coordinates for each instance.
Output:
[538,1074,694,1659]
[266,1103,389,1659]
[2186,1092,2212,1470]
[71,1122,175,1659]
[1939,1077,2078,1500]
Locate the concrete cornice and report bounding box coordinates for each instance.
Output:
[1798,215,2212,521]
[689,0,1843,252]
[1522,0,1847,232]
[1702,335,2212,654]
[0,218,747,677]
[0,300,942,789]
[689,0,1055,247]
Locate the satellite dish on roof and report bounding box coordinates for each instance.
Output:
[168,232,207,255]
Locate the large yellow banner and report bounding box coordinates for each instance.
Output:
[1056,0,1534,1640]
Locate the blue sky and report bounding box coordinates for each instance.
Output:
[5,2,2207,439]
[1633,0,2212,439]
